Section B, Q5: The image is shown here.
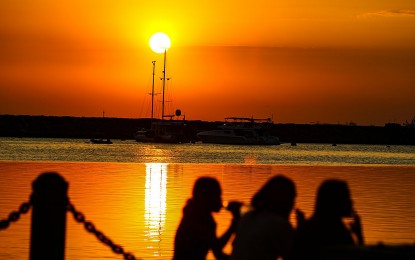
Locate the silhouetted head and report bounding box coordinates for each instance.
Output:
[314,179,353,218]
[251,175,296,219]
[192,177,222,213]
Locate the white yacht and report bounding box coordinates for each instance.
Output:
[196,117,280,145]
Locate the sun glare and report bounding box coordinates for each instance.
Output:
[149,32,171,53]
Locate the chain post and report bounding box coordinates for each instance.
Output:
[2,172,139,260]
[30,172,68,260]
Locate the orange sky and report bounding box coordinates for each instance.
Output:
[1,1,415,125]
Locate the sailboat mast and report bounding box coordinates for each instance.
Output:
[161,49,167,121]
[151,60,156,120]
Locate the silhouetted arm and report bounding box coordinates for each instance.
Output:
[212,202,242,259]
[210,218,237,260]
[218,217,239,248]
[350,212,364,245]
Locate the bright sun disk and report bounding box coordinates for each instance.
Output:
[149,32,171,53]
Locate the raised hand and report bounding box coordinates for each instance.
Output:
[349,211,364,245]
[226,201,243,219]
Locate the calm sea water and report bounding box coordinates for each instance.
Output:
[0,138,414,259]
[1,138,414,165]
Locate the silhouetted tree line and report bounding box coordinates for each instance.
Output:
[0,115,414,145]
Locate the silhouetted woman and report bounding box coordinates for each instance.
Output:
[231,175,297,260]
[174,177,241,260]
[292,179,364,260]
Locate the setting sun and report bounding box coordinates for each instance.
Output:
[149,32,171,54]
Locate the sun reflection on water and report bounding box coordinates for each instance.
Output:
[243,154,257,164]
[144,163,168,256]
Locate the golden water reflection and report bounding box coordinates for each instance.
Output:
[144,163,168,256]
[1,162,414,259]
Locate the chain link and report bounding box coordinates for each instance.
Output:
[0,196,32,230]
[1,196,139,260]
[67,202,139,260]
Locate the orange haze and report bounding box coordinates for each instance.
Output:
[1,1,415,125]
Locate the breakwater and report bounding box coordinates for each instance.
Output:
[1,115,414,145]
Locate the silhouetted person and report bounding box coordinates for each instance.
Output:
[292,179,364,260]
[174,177,241,260]
[231,175,297,260]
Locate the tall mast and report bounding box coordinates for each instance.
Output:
[151,60,156,120]
[161,49,167,121]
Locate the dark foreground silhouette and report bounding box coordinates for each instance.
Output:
[174,176,404,260]
[231,175,297,260]
[293,179,364,260]
[173,177,241,260]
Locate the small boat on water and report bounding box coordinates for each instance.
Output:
[90,138,113,144]
[197,117,280,145]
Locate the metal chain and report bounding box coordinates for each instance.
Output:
[67,201,139,260]
[1,196,139,260]
[0,196,32,230]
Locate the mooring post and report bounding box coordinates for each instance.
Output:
[30,172,68,260]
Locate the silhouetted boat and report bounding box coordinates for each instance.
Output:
[197,117,280,145]
[134,60,193,143]
[90,138,113,144]
[135,118,192,143]
[135,128,156,143]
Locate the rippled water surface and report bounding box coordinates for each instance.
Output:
[1,138,414,165]
[0,138,414,259]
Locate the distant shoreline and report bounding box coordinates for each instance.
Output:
[1,115,414,145]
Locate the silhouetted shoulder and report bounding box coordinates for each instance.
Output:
[232,210,294,260]
[292,179,360,260]
[231,175,297,260]
[174,200,217,260]
[293,217,355,260]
